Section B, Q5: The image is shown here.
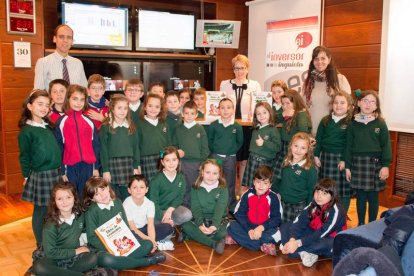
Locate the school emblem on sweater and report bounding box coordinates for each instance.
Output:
[163,127,167,133]
[295,169,302,175]
[340,125,347,130]
[375,128,380,134]
[263,135,269,140]
[216,193,220,199]
[197,133,201,138]
[178,182,182,188]
[79,222,84,229]
[232,128,237,134]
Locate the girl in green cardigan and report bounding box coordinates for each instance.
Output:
[180,159,228,254]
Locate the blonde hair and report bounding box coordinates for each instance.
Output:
[282,132,313,169]
[322,90,353,127]
[271,80,288,92]
[102,94,136,134]
[194,159,226,189]
[232,54,250,69]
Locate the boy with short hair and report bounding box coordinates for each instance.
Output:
[48,79,69,123]
[124,79,145,126]
[207,98,243,212]
[165,90,182,132]
[85,74,108,130]
[227,165,282,256]
[193,88,206,119]
[173,101,209,207]
[148,82,165,98]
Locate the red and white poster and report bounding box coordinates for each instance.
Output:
[264,16,320,93]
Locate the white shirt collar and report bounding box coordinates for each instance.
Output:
[59,213,75,225]
[97,200,115,210]
[259,123,269,129]
[183,121,197,129]
[218,117,235,128]
[144,116,158,126]
[273,103,282,110]
[113,120,129,128]
[200,181,219,192]
[26,119,48,129]
[129,102,141,112]
[332,113,347,123]
[163,170,177,182]
[289,159,307,167]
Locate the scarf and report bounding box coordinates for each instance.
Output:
[304,70,330,107]
[354,113,376,124]
[88,96,106,109]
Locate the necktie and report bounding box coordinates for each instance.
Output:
[62,59,70,83]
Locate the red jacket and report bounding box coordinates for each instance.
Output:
[55,110,100,167]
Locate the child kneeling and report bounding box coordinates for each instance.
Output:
[279,178,346,267]
[227,165,282,255]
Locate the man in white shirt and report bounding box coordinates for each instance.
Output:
[34,24,87,90]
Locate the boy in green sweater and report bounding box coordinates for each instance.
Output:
[173,101,209,207]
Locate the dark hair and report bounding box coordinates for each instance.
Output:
[165,90,180,100]
[179,88,192,100]
[182,100,198,112]
[307,178,339,220]
[83,177,116,210]
[139,93,166,122]
[128,174,149,188]
[87,74,105,88]
[194,159,226,189]
[45,180,81,227]
[218,98,234,108]
[63,84,89,112]
[54,24,73,36]
[254,165,273,182]
[281,89,312,133]
[48,79,69,94]
[321,90,353,127]
[353,90,383,120]
[252,101,275,128]
[148,82,165,94]
[102,94,136,135]
[158,146,181,172]
[18,89,52,128]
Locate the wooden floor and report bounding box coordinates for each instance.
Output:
[0,193,386,276]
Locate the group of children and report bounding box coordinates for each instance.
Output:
[18,74,391,273]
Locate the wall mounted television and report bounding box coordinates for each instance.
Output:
[195,20,241,49]
[61,2,131,50]
[137,9,195,52]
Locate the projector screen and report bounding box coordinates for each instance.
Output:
[138,10,195,51]
[379,0,414,133]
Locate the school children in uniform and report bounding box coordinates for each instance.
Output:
[179,160,228,255]
[83,177,166,270]
[123,175,175,252]
[173,101,209,207]
[55,85,100,197]
[227,165,282,256]
[18,90,62,247]
[279,179,346,267]
[136,94,171,181]
[207,98,243,213]
[85,74,108,131]
[48,79,69,123]
[148,146,192,227]
[100,94,140,201]
[273,90,312,185]
[178,88,191,107]
[270,80,288,126]
[33,181,100,276]
[124,79,145,127]
[344,90,391,225]
[242,102,281,187]
[193,88,206,119]
[148,82,166,99]
[314,91,353,213]
[274,132,318,222]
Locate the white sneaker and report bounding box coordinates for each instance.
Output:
[157,240,175,251]
[299,251,318,267]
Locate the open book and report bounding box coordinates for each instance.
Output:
[95,213,140,256]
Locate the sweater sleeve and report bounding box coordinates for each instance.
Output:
[344,122,354,168]
[54,117,66,175]
[207,122,215,152]
[18,130,31,178]
[379,120,392,167]
[297,111,312,133]
[236,123,244,151]
[170,174,186,208]
[306,167,318,204]
[262,193,282,230]
[314,120,325,157]
[190,188,204,226]
[200,126,210,160]
[148,178,163,222]
[133,130,141,167]
[99,126,110,173]
[43,222,77,260]
[338,74,352,94]
[85,206,106,251]
[211,188,229,228]
[92,125,101,170]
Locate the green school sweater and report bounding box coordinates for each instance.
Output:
[129,105,142,128]
[190,186,228,228]
[149,172,186,221]
[173,123,209,162]
[272,105,283,125]
[249,125,281,159]
[18,125,61,178]
[137,119,171,156]
[100,125,140,172]
[276,164,317,204]
[207,120,243,155]
[344,119,392,168]
[314,117,349,157]
[85,199,128,251]
[42,213,85,260]
[280,111,312,142]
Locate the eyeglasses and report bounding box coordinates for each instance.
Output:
[361,99,376,105]
[233,67,247,72]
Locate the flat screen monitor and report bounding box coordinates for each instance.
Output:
[62,2,130,50]
[138,9,195,51]
[196,20,241,49]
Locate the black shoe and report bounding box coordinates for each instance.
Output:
[213,239,225,255]
[84,267,118,276]
[177,231,186,243]
[147,252,167,265]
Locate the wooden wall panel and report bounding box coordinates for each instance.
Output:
[6,174,24,194]
[2,67,35,89]
[324,21,382,47]
[5,132,19,154]
[3,110,20,132]
[324,0,382,26]
[330,45,381,68]
[6,153,21,175]
[339,68,380,90]
[1,43,43,67]
[2,88,30,110]
[325,0,356,5]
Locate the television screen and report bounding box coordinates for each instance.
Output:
[138,9,195,51]
[62,2,130,50]
[196,20,241,49]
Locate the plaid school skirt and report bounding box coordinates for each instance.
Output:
[319,151,352,197]
[272,141,289,181]
[242,153,274,187]
[350,156,386,192]
[282,200,308,223]
[141,154,160,182]
[22,168,60,206]
[109,157,134,186]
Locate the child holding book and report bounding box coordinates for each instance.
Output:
[227,165,282,256]
[179,160,228,254]
[123,175,175,252]
[173,101,209,207]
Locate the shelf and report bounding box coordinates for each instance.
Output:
[44,49,213,61]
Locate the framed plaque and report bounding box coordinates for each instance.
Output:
[6,0,36,35]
